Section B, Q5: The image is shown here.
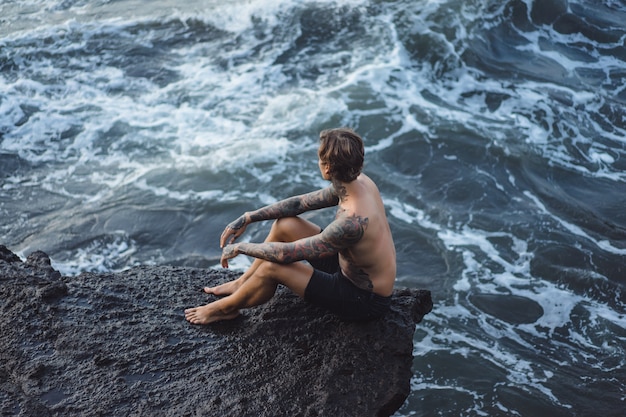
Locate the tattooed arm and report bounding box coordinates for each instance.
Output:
[221,212,368,267]
[220,186,339,247]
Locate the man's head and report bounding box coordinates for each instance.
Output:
[318,128,364,183]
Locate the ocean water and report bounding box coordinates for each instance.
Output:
[1,0,625,415]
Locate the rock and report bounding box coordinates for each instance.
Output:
[0,245,22,263]
[0,245,432,417]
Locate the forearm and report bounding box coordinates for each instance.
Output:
[236,242,293,264]
[247,196,304,223]
[222,197,306,241]
[246,187,338,224]
[237,237,337,264]
[221,189,335,249]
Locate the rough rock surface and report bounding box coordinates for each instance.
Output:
[0,245,433,417]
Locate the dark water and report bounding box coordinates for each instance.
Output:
[1,0,625,415]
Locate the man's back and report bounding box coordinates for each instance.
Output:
[337,174,396,297]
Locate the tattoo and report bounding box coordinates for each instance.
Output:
[301,187,339,209]
[237,213,369,264]
[237,238,338,264]
[332,180,348,201]
[229,215,246,230]
[248,187,339,223]
[341,252,374,291]
[318,213,374,291]
[323,213,368,246]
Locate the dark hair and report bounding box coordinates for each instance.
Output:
[318,128,364,183]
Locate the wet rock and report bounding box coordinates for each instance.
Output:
[0,245,22,263]
[0,246,432,417]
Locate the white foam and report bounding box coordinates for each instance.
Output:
[525,191,626,256]
[51,233,141,275]
[1,2,625,415]
[389,184,623,410]
[415,306,569,409]
[379,0,626,183]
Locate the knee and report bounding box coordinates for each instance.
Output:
[256,261,281,278]
[270,217,300,241]
[252,262,284,287]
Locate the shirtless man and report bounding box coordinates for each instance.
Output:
[184,128,396,324]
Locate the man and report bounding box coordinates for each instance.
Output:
[184,128,396,324]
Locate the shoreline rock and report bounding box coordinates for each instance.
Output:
[1,246,433,416]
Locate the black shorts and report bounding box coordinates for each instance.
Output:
[304,255,391,321]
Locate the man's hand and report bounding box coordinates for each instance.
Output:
[220,214,248,248]
[220,243,240,268]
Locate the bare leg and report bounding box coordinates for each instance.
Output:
[203,257,264,296]
[204,217,321,296]
[185,269,278,324]
[185,260,314,324]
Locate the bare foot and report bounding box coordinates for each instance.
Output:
[184,303,240,325]
[203,279,242,296]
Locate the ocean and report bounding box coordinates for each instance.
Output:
[1,0,625,415]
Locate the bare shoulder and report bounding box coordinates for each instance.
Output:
[351,175,385,214]
[322,212,369,248]
[363,174,384,196]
